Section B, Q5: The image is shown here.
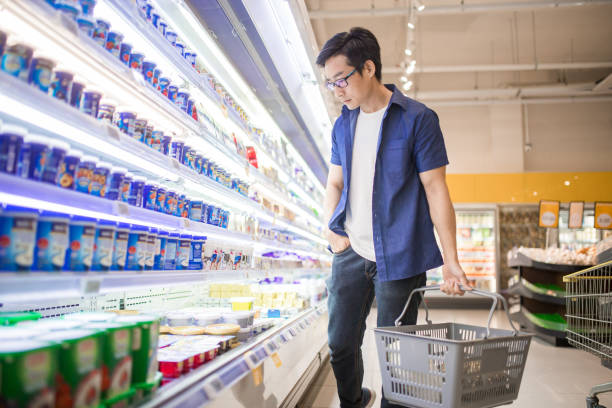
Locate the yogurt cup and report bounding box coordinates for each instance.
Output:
[92,219,116,271]
[144,227,157,270]
[114,109,136,135]
[21,134,52,181]
[188,200,203,222]
[167,85,178,102]
[152,68,161,88]
[114,314,161,384]
[188,236,205,270]
[165,312,192,327]
[34,211,70,271]
[143,182,157,210]
[57,148,82,189]
[149,130,163,152]
[97,99,116,123]
[142,60,156,85]
[0,340,59,408]
[164,190,177,215]
[28,55,56,93]
[77,14,96,38]
[0,205,38,271]
[41,139,70,185]
[81,322,133,400]
[176,234,192,270]
[154,185,166,212]
[79,0,97,16]
[48,69,74,104]
[64,215,96,271]
[0,124,26,175]
[175,89,190,113]
[119,42,132,66]
[125,224,148,271]
[170,140,184,162]
[106,166,126,200]
[38,329,104,408]
[193,312,220,327]
[236,327,252,342]
[221,311,254,328]
[0,39,34,81]
[129,175,146,207]
[75,155,99,193]
[164,232,179,270]
[80,88,102,117]
[69,79,85,108]
[111,222,130,271]
[93,19,110,48]
[119,172,132,203]
[153,230,168,270]
[165,30,177,46]
[132,118,147,143]
[105,31,123,58]
[129,52,144,72]
[158,77,170,95]
[90,161,112,197]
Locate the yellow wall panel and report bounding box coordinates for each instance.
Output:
[447,172,612,203]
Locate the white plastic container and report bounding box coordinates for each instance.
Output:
[221,311,254,328]
[166,312,193,327]
[193,312,221,327]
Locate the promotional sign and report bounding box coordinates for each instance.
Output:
[594,202,612,229]
[539,200,560,228]
[568,202,584,229]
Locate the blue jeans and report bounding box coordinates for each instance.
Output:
[327,246,426,408]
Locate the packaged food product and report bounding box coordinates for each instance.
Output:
[56,148,82,189]
[114,109,136,135]
[164,190,176,215]
[41,139,69,185]
[175,89,190,113]
[161,134,172,155]
[158,77,170,96]
[69,78,85,108]
[93,19,110,48]
[114,314,161,384]
[1,39,34,80]
[97,99,116,123]
[105,31,123,58]
[164,30,177,46]
[157,351,184,378]
[164,232,178,270]
[55,0,81,20]
[47,68,72,102]
[187,99,198,120]
[92,219,116,271]
[79,0,97,16]
[184,51,196,68]
[125,225,148,271]
[0,124,26,175]
[90,161,112,197]
[188,236,205,270]
[119,42,132,66]
[221,311,254,328]
[174,41,185,57]
[168,326,206,336]
[149,130,163,152]
[133,118,147,143]
[119,172,132,203]
[75,155,98,193]
[154,185,166,212]
[80,89,102,117]
[81,322,133,399]
[236,327,252,342]
[0,205,38,271]
[188,200,203,222]
[229,298,255,312]
[106,166,127,200]
[21,134,52,181]
[38,329,104,408]
[157,20,168,36]
[175,193,186,217]
[170,140,184,162]
[128,52,144,72]
[142,60,156,84]
[144,228,157,270]
[176,234,192,270]
[64,215,96,271]
[111,223,130,271]
[28,54,56,93]
[167,85,178,102]
[203,324,240,336]
[34,210,70,271]
[165,313,192,327]
[0,311,41,327]
[129,176,146,207]
[152,68,161,88]
[77,14,96,38]
[193,313,220,327]
[153,230,168,270]
[0,340,59,408]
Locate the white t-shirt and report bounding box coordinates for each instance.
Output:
[344,106,386,261]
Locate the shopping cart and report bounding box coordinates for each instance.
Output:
[374,286,533,408]
[564,260,612,408]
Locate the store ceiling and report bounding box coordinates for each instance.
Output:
[304,0,612,116]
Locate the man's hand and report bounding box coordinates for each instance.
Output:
[440,263,472,295]
[327,229,350,254]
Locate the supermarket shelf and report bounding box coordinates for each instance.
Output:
[510,310,569,347]
[504,279,566,305]
[508,252,592,273]
[597,247,612,264]
[139,302,329,407]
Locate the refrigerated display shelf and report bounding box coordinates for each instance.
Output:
[505,279,566,305]
[138,302,329,407]
[508,252,592,273]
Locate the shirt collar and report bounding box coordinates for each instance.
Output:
[341,83,409,115]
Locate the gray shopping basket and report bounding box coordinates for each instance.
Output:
[374,286,533,408]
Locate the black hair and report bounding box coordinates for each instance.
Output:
[316,27,382,82]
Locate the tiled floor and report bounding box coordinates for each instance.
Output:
[298,308,612,408]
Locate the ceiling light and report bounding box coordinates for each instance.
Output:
[400,76,408,83]
[404,48,412,56]
[410,60,417,67]
[402,81,413,91]
[406,65,415,74]
[407,22,415,30]
[564,181,571,186]
[417,3,426,11]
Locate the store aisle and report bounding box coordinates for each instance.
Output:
[298,307,612,408]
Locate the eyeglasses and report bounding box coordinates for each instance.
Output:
[326,69,356,91]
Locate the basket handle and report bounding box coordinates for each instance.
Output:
[394,285,520,337]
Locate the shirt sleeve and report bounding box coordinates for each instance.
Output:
[330,118,342,166]
[414,108,449,173]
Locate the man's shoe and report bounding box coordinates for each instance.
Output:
[361,387,376,408]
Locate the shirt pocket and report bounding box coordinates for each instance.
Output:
[383,139,412,176]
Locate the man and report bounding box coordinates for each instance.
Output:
[317,27,472,408]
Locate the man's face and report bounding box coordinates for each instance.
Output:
[323,54,371,110]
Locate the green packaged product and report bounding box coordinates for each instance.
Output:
[0,311,41,326]
[38,329,104,408]
[0,340,59,408]
[114,314,161,384]
[81,322,134,400]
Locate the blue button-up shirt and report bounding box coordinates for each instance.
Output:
[329,84,449,282]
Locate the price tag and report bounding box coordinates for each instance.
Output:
[106,125,121,141]
[116,202,130,217]
[270,352,282,368]
[252,365,263,386]
[81,278,101,295]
